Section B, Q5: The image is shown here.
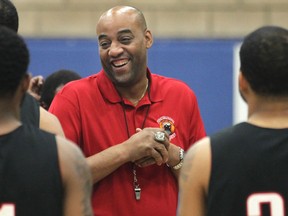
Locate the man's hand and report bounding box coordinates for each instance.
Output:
[125,128,170,167]
[27,75,44,101]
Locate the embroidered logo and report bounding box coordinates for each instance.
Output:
[157,116,176,140]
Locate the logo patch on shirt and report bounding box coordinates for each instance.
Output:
[157,116,176,140]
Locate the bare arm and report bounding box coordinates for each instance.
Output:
[177,137,211,216]
[57,136,93,216]
[87,127,170,183]
[39,107,65,137]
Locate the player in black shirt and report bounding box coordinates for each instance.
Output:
[0,26,93,216]
[178,26,288,216]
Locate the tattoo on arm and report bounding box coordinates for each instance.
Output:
[71,147,93,216]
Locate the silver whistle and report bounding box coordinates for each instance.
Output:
[134,187,141,200]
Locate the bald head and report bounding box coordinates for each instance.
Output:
[95,5,153,88]
[97,6,147,32]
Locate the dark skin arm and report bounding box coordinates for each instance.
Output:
[177,137,211,216]
[57,136,93,216]
[87,127,170,183]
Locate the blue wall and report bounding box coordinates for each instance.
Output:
[26,38,241,135]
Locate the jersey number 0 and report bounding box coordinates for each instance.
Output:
[247,192,285,216]
[0,204,15,216]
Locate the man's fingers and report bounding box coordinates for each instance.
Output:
[135,157,155,167]
[153,145,169,164]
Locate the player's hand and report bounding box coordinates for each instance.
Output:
[27,75,44,101]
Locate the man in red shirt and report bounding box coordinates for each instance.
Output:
[50,5,206,216]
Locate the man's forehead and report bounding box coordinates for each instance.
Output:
[96,6,145,37]
[97,14,138,35]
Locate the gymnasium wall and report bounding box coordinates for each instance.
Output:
[26,38,243,135]
[17,0,286,134]
[14,0,288,38]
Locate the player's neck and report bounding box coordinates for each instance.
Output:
[248,100,288,128]
[0,101,21,135]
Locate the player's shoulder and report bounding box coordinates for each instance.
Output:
[186,137,211,159]
[210,122,250,141]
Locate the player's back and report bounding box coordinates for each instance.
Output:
[208,122,288,216]
[0,124,63,216]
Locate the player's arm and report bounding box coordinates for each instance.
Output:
[177,137,211,216]
[56,136,93,216]
[40,107,65,137]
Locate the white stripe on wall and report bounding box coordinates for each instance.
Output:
[233,43,248,124]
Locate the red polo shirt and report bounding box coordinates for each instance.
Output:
[49,69,206,216]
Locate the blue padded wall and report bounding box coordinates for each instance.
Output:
[26,38,241,135]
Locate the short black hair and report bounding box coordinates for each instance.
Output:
[40,69,81,109]
[0,0,19,32]
[0,26,29,97]
[240,26,288,96]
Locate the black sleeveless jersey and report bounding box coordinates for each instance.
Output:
[0,125,63,216]
[208,122,288,216]
[20,93,40,127]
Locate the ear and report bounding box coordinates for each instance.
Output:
[20,73,31,93]
[238,71,250,102]
[144,29,153,49]
[238,71,248,92]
